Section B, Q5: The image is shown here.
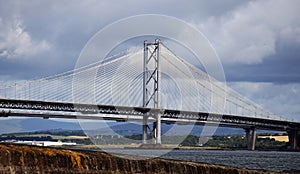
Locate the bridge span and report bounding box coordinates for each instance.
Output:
[0,39,299,150]
[1,98,299,150]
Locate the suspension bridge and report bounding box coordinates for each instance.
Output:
[0,39,299,150]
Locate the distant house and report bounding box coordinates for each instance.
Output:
[11,140,76,147]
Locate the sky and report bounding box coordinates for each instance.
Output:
[0,0,300,121]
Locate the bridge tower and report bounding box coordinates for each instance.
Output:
[142,39,161,145]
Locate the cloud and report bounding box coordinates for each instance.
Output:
[229,82,300,121]
[197,0,300,65]
[0,17,50,59]
[0,0,298,132]
[0,1,249,80]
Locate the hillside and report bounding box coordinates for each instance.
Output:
[0,118,81,134]
[0,118,249,136]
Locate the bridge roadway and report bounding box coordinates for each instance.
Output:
[1,98,300,150]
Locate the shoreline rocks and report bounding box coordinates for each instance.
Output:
[0,143,280,174]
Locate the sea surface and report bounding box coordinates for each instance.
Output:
[101,149,300,172]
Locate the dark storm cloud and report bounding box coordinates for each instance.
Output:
[224,40,300,83]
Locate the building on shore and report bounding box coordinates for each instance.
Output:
[3,140,76,147]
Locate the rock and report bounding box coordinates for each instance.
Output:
[0,143,279,174]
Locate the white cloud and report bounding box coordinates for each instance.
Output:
[229,82,300,121]
[0,17,50,59]
[197,0,300,65]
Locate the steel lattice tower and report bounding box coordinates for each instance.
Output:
[142,39,161,145]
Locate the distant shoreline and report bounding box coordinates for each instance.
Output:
[74,144,296,152]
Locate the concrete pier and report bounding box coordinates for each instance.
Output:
[142,115,148,144]
[250,127,257,151]
[245,128,251,150]
[245,127,256,150]
[156,114,161,144]
[288,129,299,150]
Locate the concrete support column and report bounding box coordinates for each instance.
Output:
[288,130,299,150]
[152,121,157,144]
[244,127,256,150]
[292,131,297,150]
[296,130,299,150]
[250,127,257,151]
[245,128,251,150]
[156,114,161,144]
[142,115,148,144]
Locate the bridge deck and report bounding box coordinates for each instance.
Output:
[1,98,299,131]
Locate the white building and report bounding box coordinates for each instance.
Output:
[11,140,76,147]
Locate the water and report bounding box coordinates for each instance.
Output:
[161,150,300,172]
[101,149,300,172]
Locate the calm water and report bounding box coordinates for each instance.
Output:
[102,149,300,172]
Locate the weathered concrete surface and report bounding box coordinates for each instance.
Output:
[0,143,279,174]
